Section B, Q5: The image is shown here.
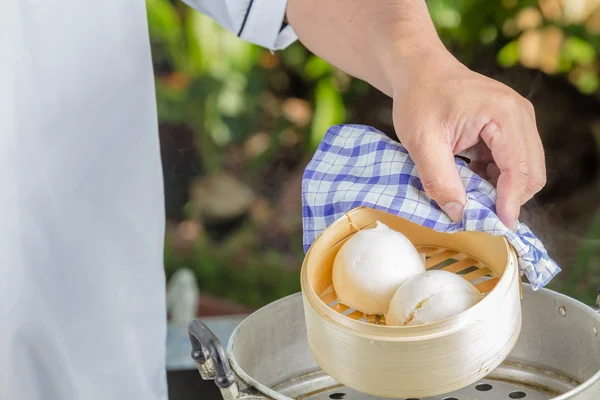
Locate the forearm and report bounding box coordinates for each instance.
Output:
[285,0,450,97]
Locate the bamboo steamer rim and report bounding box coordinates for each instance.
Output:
[300,206,523,397]
[300,206,521,337]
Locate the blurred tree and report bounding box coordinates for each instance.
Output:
[149,0,600,307]
[425,0,600,93]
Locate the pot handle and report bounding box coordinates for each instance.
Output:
[188,319,236,389]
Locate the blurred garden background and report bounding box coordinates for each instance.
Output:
[149,0,600,311]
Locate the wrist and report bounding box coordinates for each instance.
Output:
[387,43,456,96]
[368,3,455,96]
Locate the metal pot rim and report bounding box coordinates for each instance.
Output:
[542,288,600,399]
[226,285,600,399]
[227,292,300,400]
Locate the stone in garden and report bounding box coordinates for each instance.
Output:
[191,173,256,223]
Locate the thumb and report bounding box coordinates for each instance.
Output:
[407,139,467,222]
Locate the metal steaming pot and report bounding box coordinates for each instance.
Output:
[190,284,600,400]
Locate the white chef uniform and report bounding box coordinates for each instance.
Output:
[0,1,296,399]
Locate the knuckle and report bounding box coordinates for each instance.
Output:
[529,173,547,191]
[522,98,535,114]
[421,176,455,199]
[498,93,521,110]
[498,91,534,115]
[402,131,433,153]
[511,159,530,185]
[403,135,422,154]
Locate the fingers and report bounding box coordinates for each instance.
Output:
[521,103,547,204]
[496,166,528,231]
[478,96,546,230]
[407,136,467,222]
[479,120,529,230]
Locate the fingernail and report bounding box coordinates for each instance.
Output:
[442,202,464,223]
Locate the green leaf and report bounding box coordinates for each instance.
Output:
[497,40,519,68]
[562,209,600,305]
[572,71,599,94]
[188,12,226,78]
[217,87,244,117]
[146,0,186,70]
[562,36,596,66]
[281,43,308,70]
[146,0,181,43]
[310,78,346,149]
[428,0,463,30]
[184,10,204,75]
[557,50,574,73]
[222,33,259,73]
[155,81,187,123]
[480,25,498,45]
[305,55,331,80]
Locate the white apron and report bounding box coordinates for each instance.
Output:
[0,1,294,399]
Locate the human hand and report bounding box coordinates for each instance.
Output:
[286,0,546,229]
[390,49,546,230]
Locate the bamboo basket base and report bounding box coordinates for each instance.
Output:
[318,245,499,325]
[301,207,522,397]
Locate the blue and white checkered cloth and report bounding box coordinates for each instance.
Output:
[301,124,560,290]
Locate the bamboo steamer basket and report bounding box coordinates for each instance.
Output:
[300,206,522,398]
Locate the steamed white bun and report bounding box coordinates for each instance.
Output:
[385,270,483,326]
[332,221,425,315]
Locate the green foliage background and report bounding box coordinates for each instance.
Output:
[149,0,600,308]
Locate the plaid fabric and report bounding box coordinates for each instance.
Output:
[301,124,560,290]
